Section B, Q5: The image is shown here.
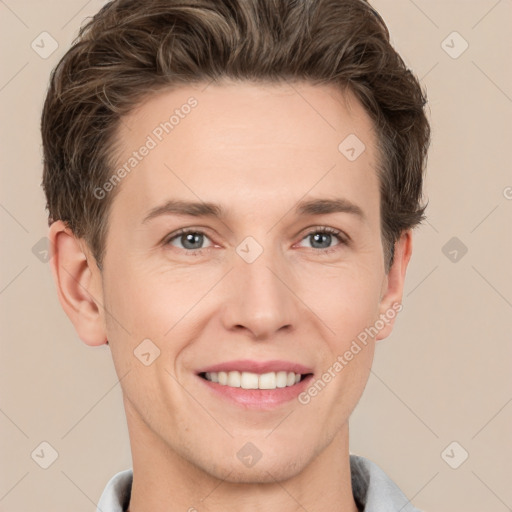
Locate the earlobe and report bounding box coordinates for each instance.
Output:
[48,220,107,346]
[375,230,413,342]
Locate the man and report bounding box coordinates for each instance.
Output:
[41,0,430,510]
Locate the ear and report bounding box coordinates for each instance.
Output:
[374,230,413,342]
[48,220,107,346]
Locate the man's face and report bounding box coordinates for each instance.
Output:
[96,81,401,482]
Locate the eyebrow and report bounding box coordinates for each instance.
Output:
[141,197,365,224]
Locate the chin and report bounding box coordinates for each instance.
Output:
[195,444,312,484]
[209,459,307,485]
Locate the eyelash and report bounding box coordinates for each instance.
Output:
[163,226,348,256]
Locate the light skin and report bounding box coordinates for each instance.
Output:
[49,81,412,512]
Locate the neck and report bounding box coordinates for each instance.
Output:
[124,400,358,512]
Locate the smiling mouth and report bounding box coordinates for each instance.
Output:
[198,370,313,390]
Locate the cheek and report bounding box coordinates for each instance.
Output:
[102,271,194,414]
[104,262,196,336]
[303,265,382,343]
[304,271,379,417]
[102,264,211,382]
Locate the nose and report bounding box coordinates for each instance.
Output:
[220,243,298,340]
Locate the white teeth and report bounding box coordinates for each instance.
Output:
[203,370,304,390]
[276,371,288,388]
[259,372,276,389]
[240,371,259,389]
[227,371,241,387]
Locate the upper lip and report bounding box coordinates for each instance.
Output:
[196,359,313,375]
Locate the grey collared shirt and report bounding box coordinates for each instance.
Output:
[97,454,423,512]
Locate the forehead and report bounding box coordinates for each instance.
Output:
[108,80,380,227]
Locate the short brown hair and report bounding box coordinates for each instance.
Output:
[41,0,430,272]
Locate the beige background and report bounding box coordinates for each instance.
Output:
[1,1,511,511]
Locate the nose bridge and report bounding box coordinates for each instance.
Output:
[223,236,296,336]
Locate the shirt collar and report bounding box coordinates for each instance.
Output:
[349,454,422,511]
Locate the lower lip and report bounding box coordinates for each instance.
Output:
[197,374,314,409]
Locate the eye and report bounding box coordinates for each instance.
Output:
[163,226,348,255]
[298,227,347,252]
[165,229,213,252]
